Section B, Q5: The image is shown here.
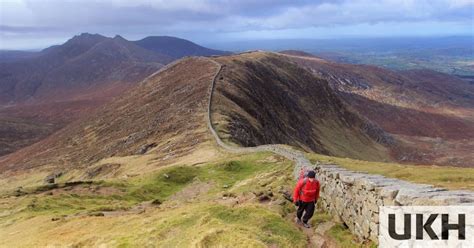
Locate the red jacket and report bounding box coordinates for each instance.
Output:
[293,178,320,203]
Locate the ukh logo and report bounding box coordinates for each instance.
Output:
[379,206,474,247]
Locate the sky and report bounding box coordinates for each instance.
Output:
[0,0,473,49]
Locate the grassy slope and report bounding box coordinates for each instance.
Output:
[308,153,474,190]
[1,150,379,247]
[0,152,312,247]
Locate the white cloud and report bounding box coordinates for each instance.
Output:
[0,0,472,48]
[449,0,474,8]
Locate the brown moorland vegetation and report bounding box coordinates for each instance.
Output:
[281,51,474,166]
[0,57,216,180]
[211,52,392,162]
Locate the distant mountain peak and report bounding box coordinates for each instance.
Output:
[113,35,126,41]
[134,36,230,59]
[0,33,228,105]
[69,33,107,43]
[78,32,103,37]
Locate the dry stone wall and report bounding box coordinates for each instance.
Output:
[315,164,474,242]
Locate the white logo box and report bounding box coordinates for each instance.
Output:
[379,206,474,248]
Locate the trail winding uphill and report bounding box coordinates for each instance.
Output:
[205,57,315,180]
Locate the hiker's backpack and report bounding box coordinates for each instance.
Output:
[299,178,308,198]
[297,167,314,197]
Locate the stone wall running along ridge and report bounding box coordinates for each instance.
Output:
[315,164,474,242]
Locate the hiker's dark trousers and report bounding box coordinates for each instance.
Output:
[297,201,315,223]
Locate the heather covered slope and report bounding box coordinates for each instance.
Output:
[211,52,392,162]
[0,33,171,156]
[0,115,57,156]
[0,57,217,184]
[281,51,474,166]
[0,33,170,104]
[0,34,231,157]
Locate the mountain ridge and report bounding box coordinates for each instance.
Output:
[0,33,229,157]
[0,52,394,177]
[210,52,392,161]
[134,36,231,59]
[280,51,474,166]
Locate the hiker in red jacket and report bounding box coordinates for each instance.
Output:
[293,170,320,228]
